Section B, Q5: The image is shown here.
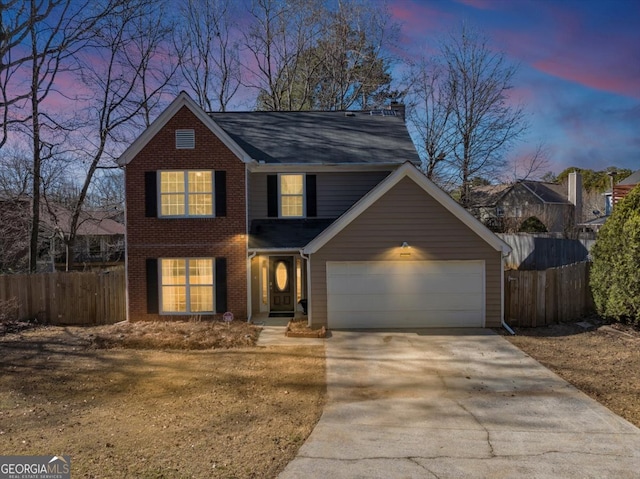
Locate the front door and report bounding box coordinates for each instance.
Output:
[270,256,294,312]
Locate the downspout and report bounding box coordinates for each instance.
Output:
[299,249,311,327]
[247,251,257,323]
[501,250,515,335]
[246,164,253,323]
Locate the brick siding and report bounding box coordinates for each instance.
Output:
[125,106,247,321]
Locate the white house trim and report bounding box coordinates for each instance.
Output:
[304,162,512,255]
[117,91,251,166]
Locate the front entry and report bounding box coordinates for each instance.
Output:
[270,256,294,312]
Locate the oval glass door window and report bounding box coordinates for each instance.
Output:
[275,261,288,291]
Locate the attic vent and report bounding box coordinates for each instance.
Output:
[369,109,396,116]
[176,129,195,149]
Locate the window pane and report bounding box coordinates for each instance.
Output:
[161,259,186,285]
[281,174,303,194]
[162,286,186,312]
[281,196,303,217]
[189,259,213,285]
[160,171,185,193]
[188,194,213,216]
[190,286,214,312]
[275,261,288,291]
[161,194,185,216]
[188,171,212,193]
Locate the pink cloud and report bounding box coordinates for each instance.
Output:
[534,59,640,100]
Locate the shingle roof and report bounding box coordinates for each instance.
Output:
[520,181,570,203]
[468,184,513,207]
[210,110,421,165]
[618,169,640,185]
[249,219,336,249]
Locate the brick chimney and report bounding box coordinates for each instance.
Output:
[568,171,583,226]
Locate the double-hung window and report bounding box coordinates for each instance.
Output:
[280,174,304,217]
[159,170,214,217]
[160,258,214,313]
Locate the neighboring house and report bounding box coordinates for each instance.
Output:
[0,196,124,272]
[613,169,640,205]
[45,205,125,267]
[468,173,583,234]
[117,92,511,329]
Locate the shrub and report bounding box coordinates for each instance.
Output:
[518,216,548,233]
[590,185,640,324]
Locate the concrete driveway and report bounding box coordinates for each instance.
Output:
[279,329,640,478]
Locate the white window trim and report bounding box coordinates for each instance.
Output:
[158,170,215,218]
[278,173,306,218]
[159,257,216,315]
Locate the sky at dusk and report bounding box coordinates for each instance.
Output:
[389,0,639,173]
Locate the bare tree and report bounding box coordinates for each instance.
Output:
[310,0,396,111]
[244,0,324,111]
[177,0,241,112]
[442,25,527,207]
[406,56,455,181]
[503,143,550,182]
[57,0,175,270]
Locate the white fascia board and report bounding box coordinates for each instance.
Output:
[117,92,251,166]
[248,247,304,254]
[304,162,512,255]
[247,162,404,173]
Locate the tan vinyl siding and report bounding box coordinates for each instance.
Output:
[248,171,390,221]
[248,173,269,221]
[310,177,503,328]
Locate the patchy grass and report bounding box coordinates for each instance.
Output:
[0,323,326,478]
[502,320,640,428]
[90,320,259,350]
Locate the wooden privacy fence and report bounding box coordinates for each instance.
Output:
[504,261,594,327]
[0,267,125,325]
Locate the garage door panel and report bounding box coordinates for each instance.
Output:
[326,261,484,329]
[328,293,483,312]
[328,272,481,296]
[336,311,482,329]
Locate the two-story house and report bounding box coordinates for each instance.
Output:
[468,173,583,234]
[117,93,510,329]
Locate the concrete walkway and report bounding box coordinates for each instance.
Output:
[279,329,640,478]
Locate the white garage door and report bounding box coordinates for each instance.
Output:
[326,261,484,329]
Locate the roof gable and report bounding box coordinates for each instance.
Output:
[304,162,511,255]
[117,92,250,166]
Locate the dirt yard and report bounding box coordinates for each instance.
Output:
[501,318,640,428]
[0,322,325,478]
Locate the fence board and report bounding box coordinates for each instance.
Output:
[504,261,593,327]
[0,268,125,325]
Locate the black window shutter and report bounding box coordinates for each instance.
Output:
[215,257,227,313]
[215,170,226,217]
[145,172,157,217]
[146,258,159,314]
[267,175,278,217]
[306,175,317,217]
